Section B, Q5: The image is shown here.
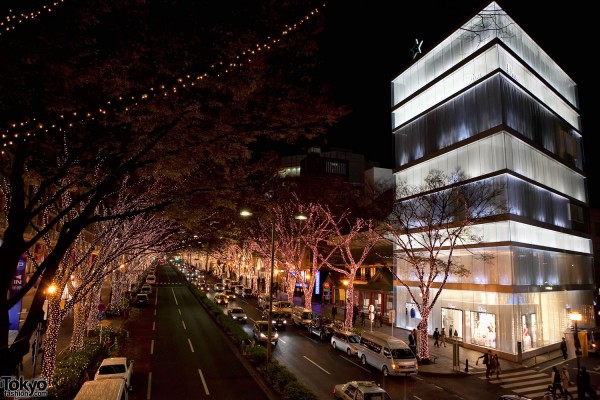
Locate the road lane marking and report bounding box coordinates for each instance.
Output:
[278,338,286,344]
[413,375,424,381]
[182,320,186,330]
[178,309,182,315]
[414,396,423,400]
[303,356,330,374]
[147,372,152,399]
[171,287,178,305]
[198,369,210,395]
[188,338,195,353]
[150,340,154,355]
[155,288,158,306]
[152,321,155,331]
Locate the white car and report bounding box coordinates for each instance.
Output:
[331,330,361,356]
[227,307,248,323]
[146,274,156,285]
[333,381,391,400]
[94,357,134,391]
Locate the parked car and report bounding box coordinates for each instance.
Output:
[134,293,149,307]
[94,357,134,391]
[74,379,128,400]
[227,307,248,323]
[140,284,152,295]
[197,282,209,292]
[262,310,290,330]
[308,317,335,341]
[331,330,361,356]
[145,275,156,285]
[252,321,279,346]
[291,307,315,327]
[213,293,228,306]
[333,381,391,400]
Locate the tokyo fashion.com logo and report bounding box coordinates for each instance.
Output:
[0,376,48,398]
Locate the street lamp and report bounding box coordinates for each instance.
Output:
[241,209,276,365]
[241,208,306,365]
[569,311,582,372]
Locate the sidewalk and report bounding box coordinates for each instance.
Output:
[15,280,118,380]
[307,299,562,376]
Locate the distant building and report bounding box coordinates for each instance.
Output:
[391,2,593,359]
[279,146,366,187]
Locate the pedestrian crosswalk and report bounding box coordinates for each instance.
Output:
[479,368,582,399]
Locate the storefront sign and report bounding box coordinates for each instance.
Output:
[8,257,27,331]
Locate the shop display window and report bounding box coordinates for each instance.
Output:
[470,311,497,348]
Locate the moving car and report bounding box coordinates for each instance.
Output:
[213,293,228,306]
[133,293,149,307]
[333,381,391,400]
[223,289,237,301]
[242,287,254,298]
[214,283,225,292]
[331,330,361,356]
[262,310,290,330]
[252,321,279,346]
[227,307,248,323]
[257,293,276,309]
[273,300,294,314]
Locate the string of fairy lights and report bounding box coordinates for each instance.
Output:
[0,3,326,152]
[1,0,67,36]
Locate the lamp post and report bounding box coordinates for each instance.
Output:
[241,209,276,364]
[570,311,582,372]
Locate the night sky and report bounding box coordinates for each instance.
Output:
[321,0,597,207]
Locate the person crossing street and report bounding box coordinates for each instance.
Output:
[433,328,440,347]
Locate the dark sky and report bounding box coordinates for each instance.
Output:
[320,0,597,207]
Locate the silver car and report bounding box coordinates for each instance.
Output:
[227,307,247,323]
[331,330,361,356]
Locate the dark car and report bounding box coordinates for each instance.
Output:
[308,317,335,341]
[134,293,149,307]
[262,310,291,330]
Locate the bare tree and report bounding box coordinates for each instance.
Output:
[384,169,505,361]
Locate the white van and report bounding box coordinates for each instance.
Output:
[75,379,128,400]
[357,331,418,377]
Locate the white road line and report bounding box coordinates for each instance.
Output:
[413,375,424,381]
[513,384,549,393]
[303,356,330,374]
[188,338,195,353]
[501,377,550,388]
[147,372,152,399]
[278,338,286,344]
[152,321,155,331]
[182,320,186,330]
[178,309,182,315]
[155,288,158,306]
[414,396,423,400]
[150,340,154,355]
[198,369,210,395]
[171,287,178,305]
[433,385,443,390]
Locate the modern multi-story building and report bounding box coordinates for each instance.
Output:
[391,2,594,359]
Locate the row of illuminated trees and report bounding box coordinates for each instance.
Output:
[184,170,506,361]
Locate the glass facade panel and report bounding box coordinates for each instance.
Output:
[395,132,586,203]
[392,3,578,110]
[394,75,583,171]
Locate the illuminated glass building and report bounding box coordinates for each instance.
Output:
[391,2,593,358]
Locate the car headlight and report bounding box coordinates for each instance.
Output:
[260,333,267,339]
[391,364,398,369]
[273,332,279,339]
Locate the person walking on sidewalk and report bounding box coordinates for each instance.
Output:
[492,354,501,379]
[577,367,597,399]
[332,304,337,320]
[561,337,568,360]
[360,311,366,327]
[440,327,447,347]
[551,366,568,397]
[477,350,492,379]
[433,328,440,347]
[408,330,417,356]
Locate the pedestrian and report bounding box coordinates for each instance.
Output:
[561,337,568,360]
[577,367,597,400]
[477,350,492,379]
[440,327,447,347]
[352,305,358,326]
[433,328,440,347]
[361,311,366,327]
[408,330,416,355]
[413,328,420,355]
[492,354,501,379]
[551,366,567,397]
[560,366,573,399]
[331,304,337,320]
[378,312,384,328]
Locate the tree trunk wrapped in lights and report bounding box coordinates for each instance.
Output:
[41,296,65,384]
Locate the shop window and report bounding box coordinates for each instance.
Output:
[470,311,497,348]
